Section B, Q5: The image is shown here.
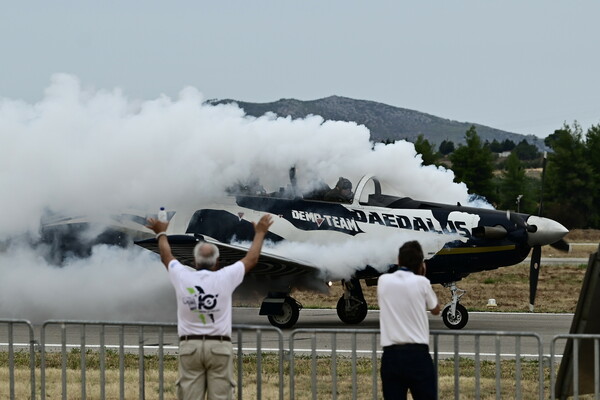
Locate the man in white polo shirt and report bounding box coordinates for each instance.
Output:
[146,214,273,400]
[377,240,441,400]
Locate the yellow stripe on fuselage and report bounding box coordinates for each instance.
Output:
[435,244,516,255]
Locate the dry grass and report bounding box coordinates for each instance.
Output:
[564,229,600,242]
[1,352,563,400]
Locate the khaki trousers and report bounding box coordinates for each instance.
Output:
[177,339,235,400]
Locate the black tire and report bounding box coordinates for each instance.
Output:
[442,303,469,330]
[336,295,368,325]
[267,297,300,329]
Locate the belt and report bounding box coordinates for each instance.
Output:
[383,343,429,351]
[180,334,231,342]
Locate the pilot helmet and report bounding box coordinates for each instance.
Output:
[337,177,352,190]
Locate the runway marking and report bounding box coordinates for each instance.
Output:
[2,343,560,359]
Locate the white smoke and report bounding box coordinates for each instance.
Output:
[263,229,456,282]
[0,242,176,323]
[0,74,475,322]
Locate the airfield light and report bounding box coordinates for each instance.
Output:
[327,281,333,287]
[516,194,523,213]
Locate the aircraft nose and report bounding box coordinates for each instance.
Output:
[525,215,569,246]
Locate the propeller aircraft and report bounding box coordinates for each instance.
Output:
[135,171,570,330]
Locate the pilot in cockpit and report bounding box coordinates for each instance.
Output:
[324,177,353,203]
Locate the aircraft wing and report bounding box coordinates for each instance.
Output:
[134,235,328,293]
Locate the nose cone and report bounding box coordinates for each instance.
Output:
[526,215,569,246]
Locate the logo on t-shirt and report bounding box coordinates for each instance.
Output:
[183,285,219,323]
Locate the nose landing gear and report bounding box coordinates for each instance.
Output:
[441,282,469,330]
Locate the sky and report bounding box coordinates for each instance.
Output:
[1,1,599,139]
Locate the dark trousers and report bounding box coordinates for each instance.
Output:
[381,344,437,400]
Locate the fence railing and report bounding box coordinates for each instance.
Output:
[1,319,599,399]
[431,330,544,400]
[0,319,36,400]
[289,328,381,400]
[550,333,600,400]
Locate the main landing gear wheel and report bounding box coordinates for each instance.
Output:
[442,303,469,330]
[336,278,368,325]
[267,297,300,329]
[336,296,368,324]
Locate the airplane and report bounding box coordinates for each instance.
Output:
[134,171,570,330]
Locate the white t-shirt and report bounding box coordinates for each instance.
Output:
[168,259,245,337]
[377,269,438,347]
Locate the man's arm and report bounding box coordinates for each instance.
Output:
[146,218,175,269]
[240,214,274,273]
[430,304,441,316]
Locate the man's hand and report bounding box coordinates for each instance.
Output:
[253,214,274,235]
[146,218,169,234]
[145,218,173,269]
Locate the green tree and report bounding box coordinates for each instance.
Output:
[513,139,541,160]
[439,140,455,155]
[501,139,516,152]
[449,126,496,203]
[414,134,440,166]
[585,124,600,227]
[498,152,535,212]
[489,139,503,153]
[543,123,595,228]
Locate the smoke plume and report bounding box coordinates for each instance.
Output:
[0,74,473,322]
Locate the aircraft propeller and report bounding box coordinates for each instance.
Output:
[524,152,570,311]
[504,209,569,311]
[550,238,570,252]
[528,245,542,312]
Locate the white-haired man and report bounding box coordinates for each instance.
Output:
[146,214,273,400]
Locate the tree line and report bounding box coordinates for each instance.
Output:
[395,123,600,229]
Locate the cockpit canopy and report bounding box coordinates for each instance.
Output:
[227,174,406,207]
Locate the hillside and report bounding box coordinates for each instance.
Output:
[210,96,547,149]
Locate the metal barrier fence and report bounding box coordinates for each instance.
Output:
[35,320,284,400]
[287,329,545,400]
[1,318,599,399]
[550,334,600,399]
[0,319,36,400]
[289,328,381,400]
[39,320,179,400]
[233,324,285,400]
[430,330,544,400]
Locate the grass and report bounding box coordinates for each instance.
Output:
[0,349,563,400]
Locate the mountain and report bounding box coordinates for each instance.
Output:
[209,95,546,150]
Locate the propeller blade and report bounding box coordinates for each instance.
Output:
[550,239,571,253]
[529,245,542,311]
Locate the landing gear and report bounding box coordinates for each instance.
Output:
[336,279,368,325]
[441,282,469,330]
[265,296,301,329]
